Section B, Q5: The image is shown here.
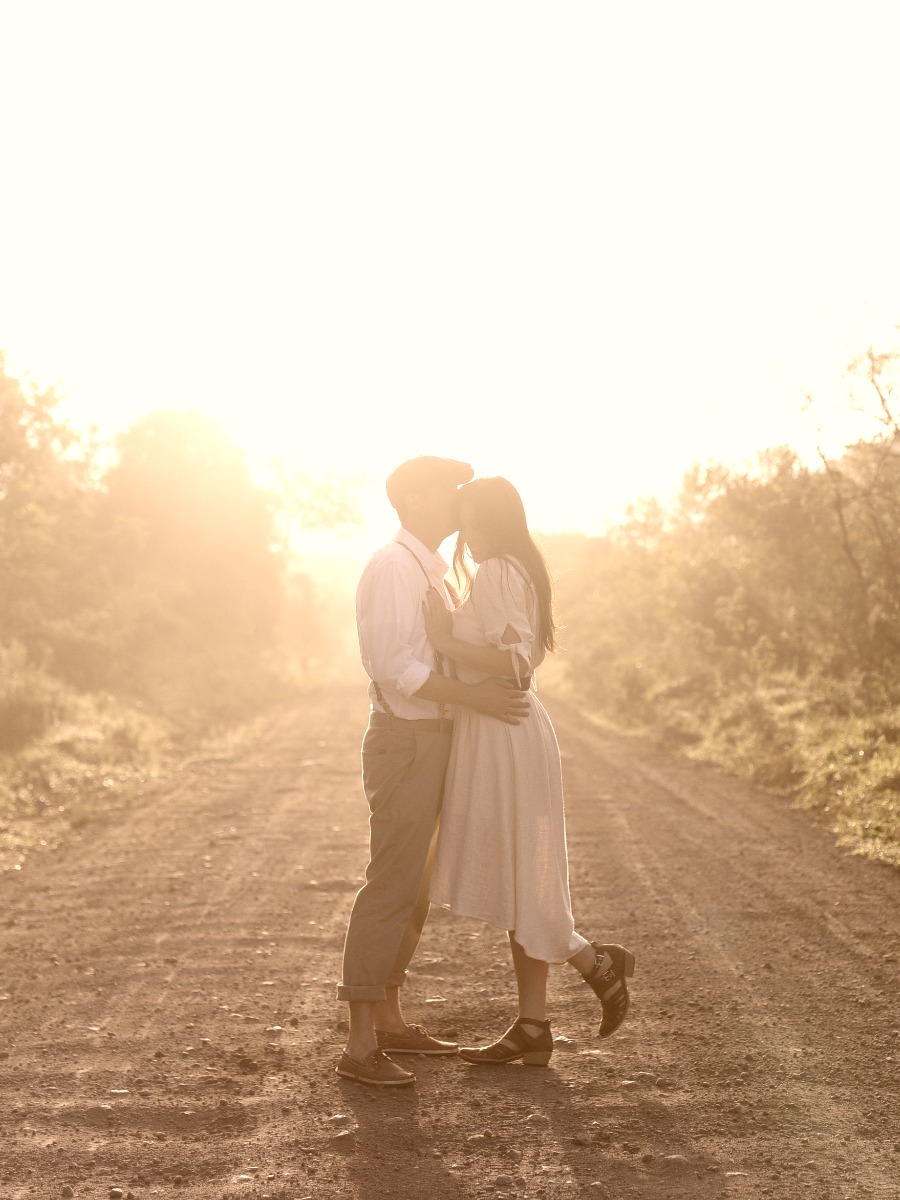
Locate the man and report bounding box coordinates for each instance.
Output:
[335,455,530,1087]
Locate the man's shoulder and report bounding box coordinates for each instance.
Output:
[358,542,413,587]
[362,541,408,570]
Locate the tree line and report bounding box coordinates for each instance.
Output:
[3,347,899,867]
[1,355,366,861]
[551,347,900,866]
[1,356,363,747]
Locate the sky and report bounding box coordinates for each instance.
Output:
[3,1,900,556]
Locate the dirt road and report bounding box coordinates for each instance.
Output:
[1,683,898,1200]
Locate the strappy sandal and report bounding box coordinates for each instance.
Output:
[458,1018,553,1066]
[585,943,635,1038]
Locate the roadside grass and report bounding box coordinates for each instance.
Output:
[0,685,174,871]
[8,654,899,874]
[0,651,313,873]
[690,681,900,869]
[562,666,900,870]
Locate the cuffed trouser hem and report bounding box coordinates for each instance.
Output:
[336,983,388,1002]
[335,969,408,1003]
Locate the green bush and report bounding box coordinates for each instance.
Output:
[0,642,79,753]
[0,674,173,867]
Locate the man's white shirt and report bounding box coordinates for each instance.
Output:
[356,529,456,720]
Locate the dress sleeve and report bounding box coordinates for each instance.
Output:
[470,557,534,684]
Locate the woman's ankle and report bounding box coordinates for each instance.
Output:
[568,943,597,977]
[517,1016,549,1032]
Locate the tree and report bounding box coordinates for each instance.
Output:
[0,356,101,651]
[98,409,284,719]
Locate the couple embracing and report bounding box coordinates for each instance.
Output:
[335,456,634,1087]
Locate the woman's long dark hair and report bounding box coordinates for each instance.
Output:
[452,476,557,654]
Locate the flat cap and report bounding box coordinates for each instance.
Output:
[385,455,474,508]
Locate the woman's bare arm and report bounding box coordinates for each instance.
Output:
[423,589,529,680]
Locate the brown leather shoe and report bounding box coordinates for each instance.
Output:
[375,1023,459,1055]
[335,1048,416,1086]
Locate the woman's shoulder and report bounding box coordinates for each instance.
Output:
[474,555,530,590]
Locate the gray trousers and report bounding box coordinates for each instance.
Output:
[336,712,452,1003]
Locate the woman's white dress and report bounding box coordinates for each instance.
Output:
[430,556,589,964]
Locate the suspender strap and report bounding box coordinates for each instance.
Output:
[374,542,452,720]
[398,540,432,583]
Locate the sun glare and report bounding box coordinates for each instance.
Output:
[3,4,900,558]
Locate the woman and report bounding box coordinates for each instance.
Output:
[425,476,634,1067]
